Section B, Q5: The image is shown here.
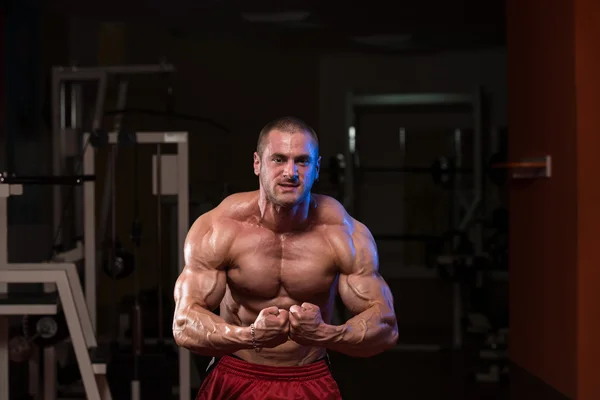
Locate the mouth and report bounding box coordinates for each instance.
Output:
[278,183,299,190]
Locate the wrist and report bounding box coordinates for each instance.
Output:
[238,325,255,350]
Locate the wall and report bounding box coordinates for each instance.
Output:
[575,0,600,398]
[507,0,578,397]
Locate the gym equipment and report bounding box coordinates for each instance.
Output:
[0,180,112,399]
[343,91,488,353]
[8,312,69,363]
[0,174,95,185]
[335,153,512,190]
[342,91,486,220]
[82,130,190,400]
[0,179,112,400]
[101,239,135,279]
[24,312,70,349]
[46,63,191,400]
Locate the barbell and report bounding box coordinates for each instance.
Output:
[327,151,509,188]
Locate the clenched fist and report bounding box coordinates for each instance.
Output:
[251,306,290,349]
[289,302,327,346]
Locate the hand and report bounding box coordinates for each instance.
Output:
[251,306,290,349]
[289,302,327,346]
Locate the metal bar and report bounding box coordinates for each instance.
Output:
[55,273,102,400]
[177,137,190,400]
[3,263,96,346]
[43,346,57,400]
[0,175,96,185]
[91,72,108,132]
[63,263,98,348]
[82,133,97,331]
[97,78,129,276]
[343,92,355,214]
[357,166,473,174]
[156,144,163,342]
[373,234,439,242]
[113,79,129,132]
[452,282,462,349]
[54,64,175,77]
[352,93,473,107]
[52,68,104,81]
[0,316,7,400]
[72,83,85,240]
[51,69,63,257]
[0,304,57,314]
[108,131,189,144]
[0,192,7,400]
[473,87,484,255]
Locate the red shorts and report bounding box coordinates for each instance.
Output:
[196,355,343,400]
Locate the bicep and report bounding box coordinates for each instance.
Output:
[174,264,226,312]
[338,271,394,315]
[174,215,232,313]
[337,220,395,315]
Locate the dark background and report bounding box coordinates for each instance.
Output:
[2,0,596,399]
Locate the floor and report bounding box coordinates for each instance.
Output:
[328,349,508,400]
[9,345,571,400]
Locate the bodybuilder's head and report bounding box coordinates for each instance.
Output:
[254,116,321,207]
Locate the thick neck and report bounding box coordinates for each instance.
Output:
[257,190,312,233]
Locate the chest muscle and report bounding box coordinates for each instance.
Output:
[227,227,338,302]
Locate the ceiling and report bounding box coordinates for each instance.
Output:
[38,0,507,53]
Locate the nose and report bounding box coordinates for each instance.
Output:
[283,161,298,179]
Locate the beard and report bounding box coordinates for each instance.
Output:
[261,172,313,208]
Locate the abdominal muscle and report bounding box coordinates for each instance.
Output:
[220,292,330,367]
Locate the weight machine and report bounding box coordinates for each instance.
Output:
[342,90,485,351]
[53,64,192,400]
[0,179,112,400]
[82,130,189,400]
[0,129,190,399]
[0,64,195,400]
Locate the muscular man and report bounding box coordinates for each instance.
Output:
[173,116,398,400]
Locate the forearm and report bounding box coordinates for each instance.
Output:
[173,304,252,356]
[325,305,398,357]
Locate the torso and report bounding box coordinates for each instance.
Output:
[216,192,348,365]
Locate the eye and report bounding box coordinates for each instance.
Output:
[273,157,283,163]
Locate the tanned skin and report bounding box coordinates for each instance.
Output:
[173,128,398,366]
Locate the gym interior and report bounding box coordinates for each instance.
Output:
[0,0,597,399]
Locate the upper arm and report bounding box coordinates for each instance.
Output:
[335,219,395,317]
[173,212,234,314]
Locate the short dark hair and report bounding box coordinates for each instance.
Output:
[256,116,319,157]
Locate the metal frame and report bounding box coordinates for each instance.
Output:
[0,183,112,399]
[82,130,190,400]
[51,63,175,261]
[0,264,111,400]
[343,89,484,351]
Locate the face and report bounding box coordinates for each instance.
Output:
[253,129,321,207]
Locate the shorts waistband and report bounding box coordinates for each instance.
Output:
[217,355,331,381]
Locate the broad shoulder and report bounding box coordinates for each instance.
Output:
[186,191,258,244]
[212,191,259,222]
[313,194,367,235]
[314,194,377,273]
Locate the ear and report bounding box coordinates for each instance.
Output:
[315,156,321,180]
[253,152,261,176]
